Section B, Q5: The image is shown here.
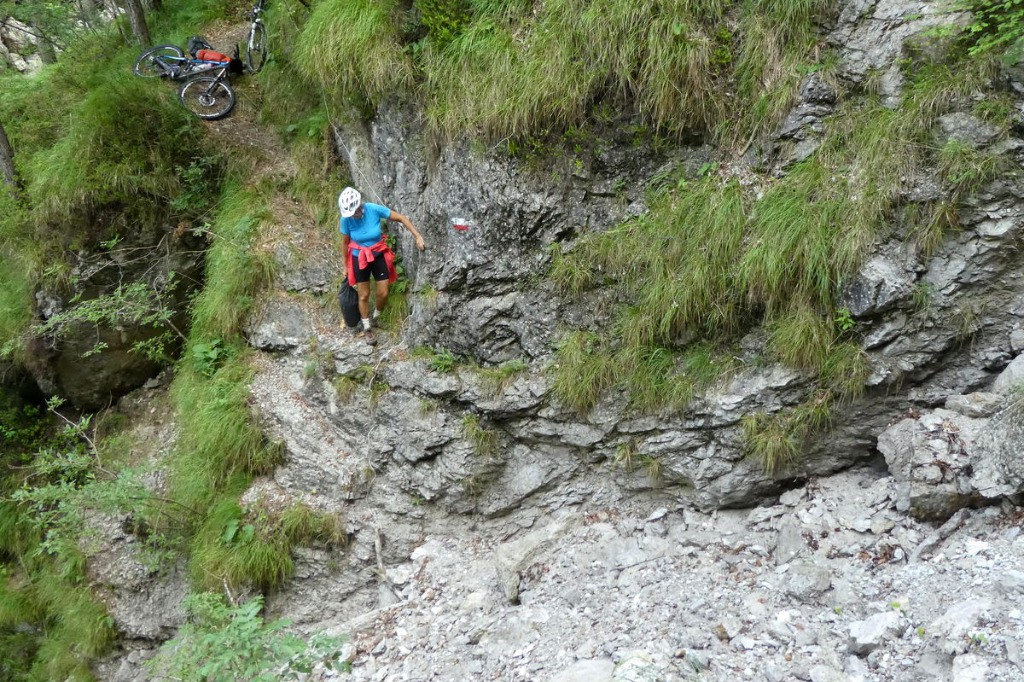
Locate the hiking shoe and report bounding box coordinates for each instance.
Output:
[354,328,376,346]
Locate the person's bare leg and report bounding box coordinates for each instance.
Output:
[374,280,390,318]
[356,282,372,320]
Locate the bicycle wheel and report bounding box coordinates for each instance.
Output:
[245,22,268,73]
[178,77,236,120]
[133,45,184,77]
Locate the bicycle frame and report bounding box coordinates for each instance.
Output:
[156,54,232,80]
[248,0,265,33]
[194,66,231,92]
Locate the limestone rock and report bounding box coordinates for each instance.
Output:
[952,654,990,682]
[552,659,615,682]
[848,611,902,656]
[494,516,574,604]
[81,512,188,641]
[945,393,1004,418]
[245,296,312,351]
[939,113,1004,149]
[877,410,984,520]
[783,563,833,602]
[612,651,660,682]
[992,354,1024,395]
[24,225,206,411]
[840,255,915,317]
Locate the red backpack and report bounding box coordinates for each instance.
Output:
[195,48,230,63]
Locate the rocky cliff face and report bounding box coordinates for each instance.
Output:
[89,1,1024,680]
[26,220,206,411]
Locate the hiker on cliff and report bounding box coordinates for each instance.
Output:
[338,186,426,345]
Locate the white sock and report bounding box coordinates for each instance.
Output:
[361,318,371,330]
[372,309,380,320]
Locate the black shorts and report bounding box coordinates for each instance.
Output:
[349,251,390,283]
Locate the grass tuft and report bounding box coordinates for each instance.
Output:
[189,182,276,341]
[822,342,870,402]
[551,331,615,414]
[297,0,831,142]
[938,139,1006,196]
[26,72,204,225]
[190,499,294,593]
[280,504,347,547]
[292,0,413,106]
[767,301,835,371]
[549,243,596,296]
[168,347,282,514]
[742,411,801,474]
[477,359,529,396]
[462,413,498,456]
[744,390,836,473]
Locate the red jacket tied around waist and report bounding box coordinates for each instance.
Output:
[348,238,397,286]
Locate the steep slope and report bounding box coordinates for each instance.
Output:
[6,0,1024,680]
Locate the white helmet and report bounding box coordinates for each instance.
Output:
[338,187,361,217]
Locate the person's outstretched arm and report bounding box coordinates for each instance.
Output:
[389,210,426,251]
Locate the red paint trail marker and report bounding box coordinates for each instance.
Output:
[452,217,469,232]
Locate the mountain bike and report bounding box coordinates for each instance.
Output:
[133,45,237,120]
[244,0,268,74]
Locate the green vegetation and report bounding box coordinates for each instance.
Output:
[547,51,1007,475]
[462,413,498,456]
[459,411,505,495]
[26,74,206,224]
[378,276,411,331]
[0,38,216,359]
[743,391,832,473]
[29,279,187,362]
[279,503,347,547]
[551,54,1000,424]
[0,1,343,679]
[612,441,664,485]
[0,398,138,680]
[168,351,281,514]
[146,593,350,681]
[190,499,294,592]
[292,0,413,107]
[477,359,529,395]
[0,0,1019,676]
[958,0,1024,60]
[414,345,458,373]
[551,332,614,414]
[292,0,829,143]
[189,183,275,342]
[938,139,1006,197]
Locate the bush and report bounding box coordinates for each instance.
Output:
[146,593,349,682]
[415,0,473,46]
[960,0,1024,60]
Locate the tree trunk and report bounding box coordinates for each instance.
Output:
[0,119,21,193]
[120,0,150,45]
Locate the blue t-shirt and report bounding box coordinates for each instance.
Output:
[340,202,390,252]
